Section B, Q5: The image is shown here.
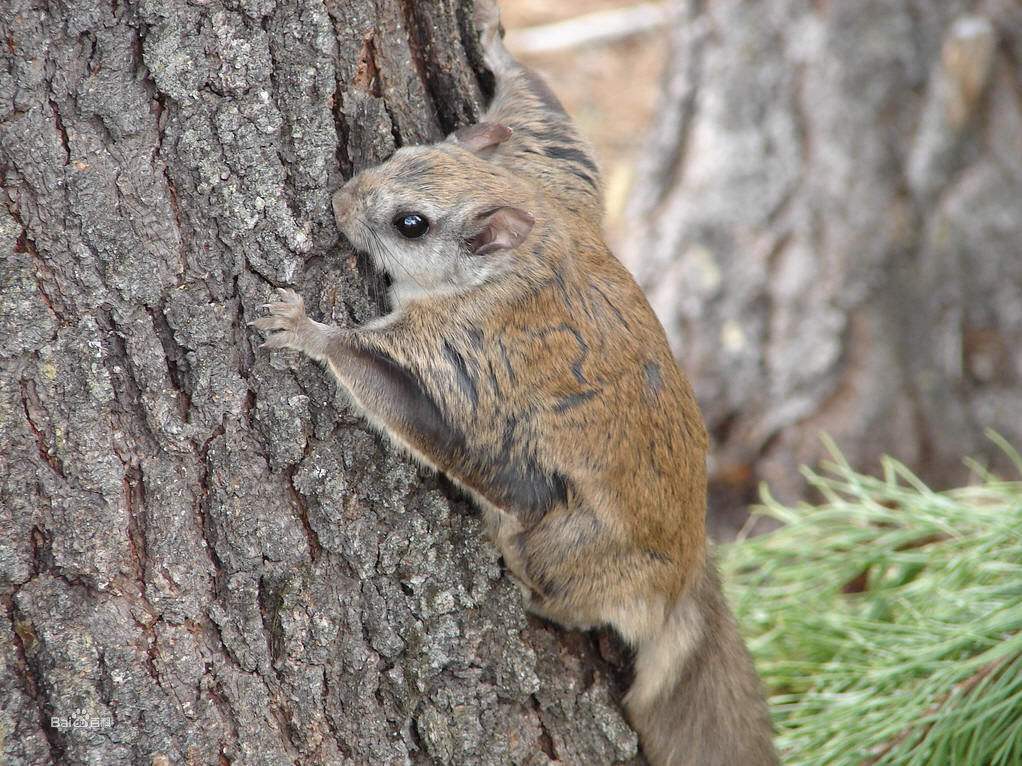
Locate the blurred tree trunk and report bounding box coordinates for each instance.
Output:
[0,1,639,764]
[623,0,1022,535]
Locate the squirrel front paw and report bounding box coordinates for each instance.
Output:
[251,288,333,359]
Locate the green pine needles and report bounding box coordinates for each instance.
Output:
[723,437,1022,766]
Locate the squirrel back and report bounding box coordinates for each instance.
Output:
[460,13,779,759]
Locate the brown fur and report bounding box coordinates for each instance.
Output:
[253,2,776,763]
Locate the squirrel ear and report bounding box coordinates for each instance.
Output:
[450,122,512,154]
[466,207,535,255]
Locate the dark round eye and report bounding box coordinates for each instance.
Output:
[392,212,429,239]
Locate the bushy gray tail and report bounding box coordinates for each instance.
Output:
[625,561,777,766]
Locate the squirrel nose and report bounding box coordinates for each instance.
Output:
[331,186,355,230]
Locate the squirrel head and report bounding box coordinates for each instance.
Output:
[332,127,536,304]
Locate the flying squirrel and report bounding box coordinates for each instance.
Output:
[253,2,776,763]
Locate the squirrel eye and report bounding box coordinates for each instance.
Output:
[392,212,429,239]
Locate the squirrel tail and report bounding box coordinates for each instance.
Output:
[624,559,777,766]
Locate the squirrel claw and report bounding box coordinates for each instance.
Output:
[260,332,295,351]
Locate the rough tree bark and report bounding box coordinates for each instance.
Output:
[0,1,640,763]
[622,0,1022,533]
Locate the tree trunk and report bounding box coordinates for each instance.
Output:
[0,1,639,763]
[622,0,1022,534]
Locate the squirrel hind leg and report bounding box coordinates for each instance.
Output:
[474,0,517,76]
